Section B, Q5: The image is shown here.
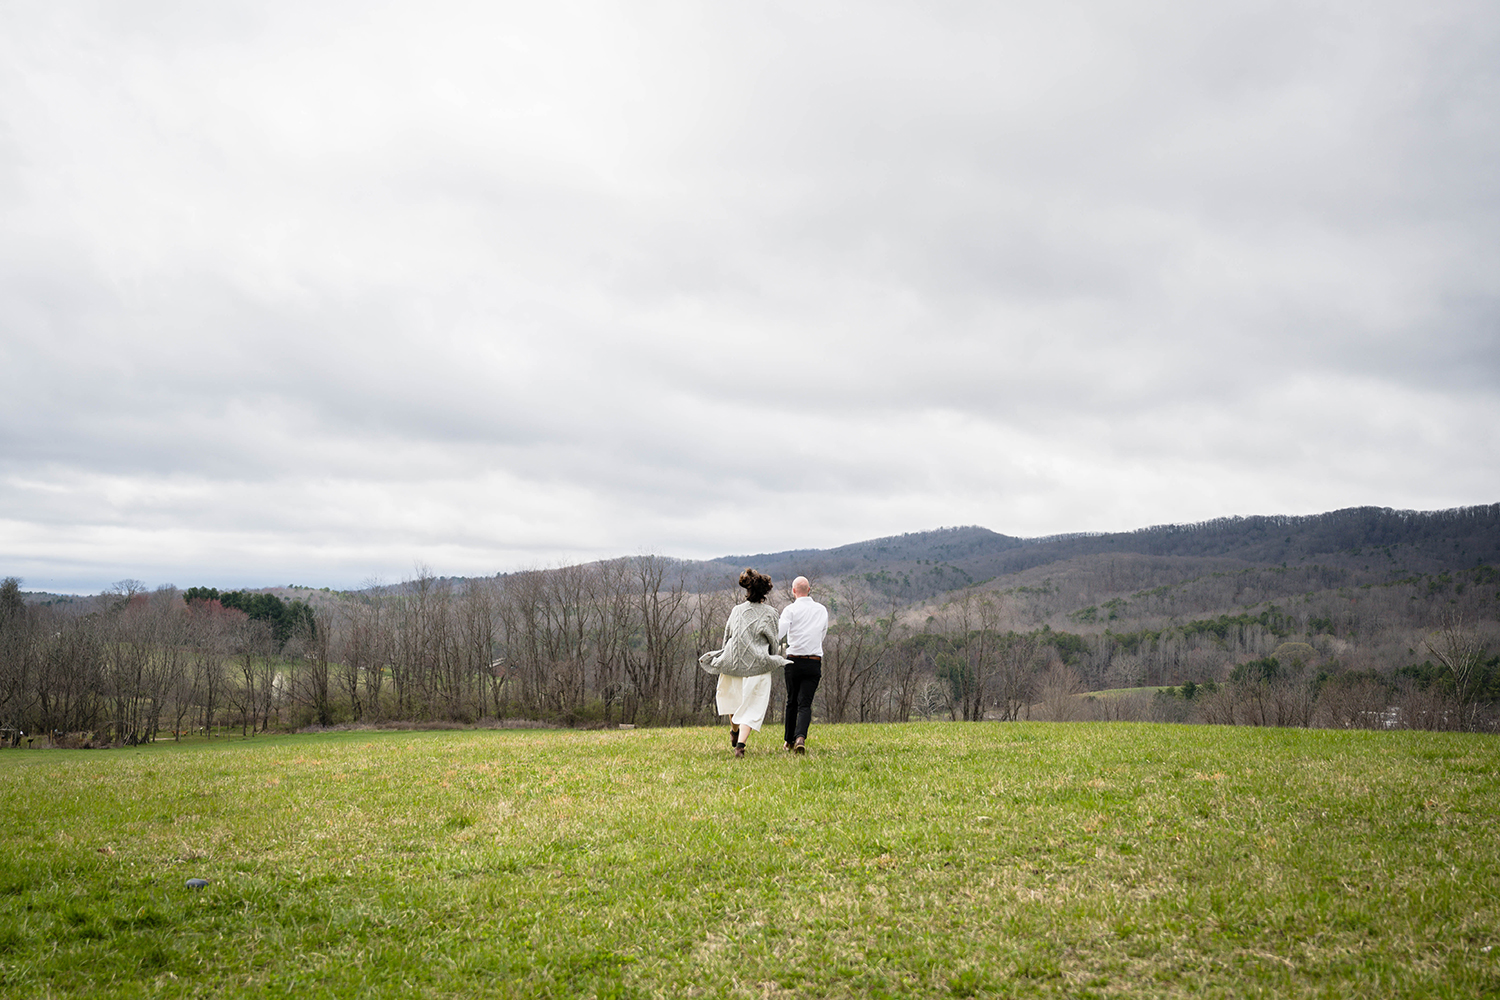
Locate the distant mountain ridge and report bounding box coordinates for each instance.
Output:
[710,504,1500,599]
[21,504,1495,606]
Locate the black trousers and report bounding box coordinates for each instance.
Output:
[783,657,822,744]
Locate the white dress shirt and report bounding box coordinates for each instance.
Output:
[777,596,829,656]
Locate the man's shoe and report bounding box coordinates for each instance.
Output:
[793,737,806,755]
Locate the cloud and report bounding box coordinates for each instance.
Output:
[2,0,1497,592]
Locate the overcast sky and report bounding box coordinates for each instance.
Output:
[3,0,1497,593]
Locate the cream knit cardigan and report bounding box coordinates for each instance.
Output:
[697,601,793,678]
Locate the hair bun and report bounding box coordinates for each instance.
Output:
[738,568,773,602]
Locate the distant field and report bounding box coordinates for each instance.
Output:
[2,723,1497,998]
[1074,687,1174,701]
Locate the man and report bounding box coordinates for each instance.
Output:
[777,576,828,755]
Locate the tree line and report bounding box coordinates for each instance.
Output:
[1,559,1495,747]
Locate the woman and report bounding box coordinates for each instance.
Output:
[698,569,790,757]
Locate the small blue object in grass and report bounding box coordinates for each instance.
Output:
[186,878,209,890]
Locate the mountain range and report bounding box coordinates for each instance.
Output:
[707,504,1500,602]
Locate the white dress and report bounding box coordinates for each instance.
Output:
[716,673,773,731]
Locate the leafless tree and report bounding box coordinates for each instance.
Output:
[334,592,373,722]
[390,568,446,719]
[456,577,500,721]
[933,591,1002,722]
[498,569,547,714]
[100,582,152,744]
[35,608,106,739]
[1036,660,1085,722]
[1425,611,1490,729]
[626,556,693,722]
[880,623,923,722]
[588,559,636,724]
[189,602,234,736]
[1311,674,1392,729]
[145,586,189,741]
[994,628,1040,722]
[0,578,37,746]
[1393,676,1459,731]
[821,580,897,724]
[689,584,733,718]
[296,607,333,727]
[540,563,591,715]
[228,617,275,735]
[914,679,949,720]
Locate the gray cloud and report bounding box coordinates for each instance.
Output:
[2,0,1498,592]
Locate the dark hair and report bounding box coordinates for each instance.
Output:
[738,568,773,603]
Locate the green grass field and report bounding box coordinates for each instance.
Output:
[2,722,1497,998]
[1072,687,1173,701]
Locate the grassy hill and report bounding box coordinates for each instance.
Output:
[2,724,1496,997]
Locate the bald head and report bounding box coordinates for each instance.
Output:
[792,576,810,597]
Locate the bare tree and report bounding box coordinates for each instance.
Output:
[540,563,591,715]
[914,678,949,721]
[228,618,275,735]
[587,560,635,724]
[0,578,37,746]
[146,586,189,742]
[1311,674,1392,729]
[881,622,922,722]
[338,584,394,722]
[1226,656,1314,728]
[821,580,896,724]
[1425,611,1489,729]
[456,577,500,721]
[101,582,152,744]
[932,591,1002,722]
[299,608,333,727]
[1036,660,1085,722]
[184,594,242,737]
[626,556,693,722]
[498,569,547,715]
[391,568,447,719]
[690,584,733,718]
[994,628,1040,721]
[1197,683,1238,726]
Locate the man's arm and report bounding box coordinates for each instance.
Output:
[777,604,792,640]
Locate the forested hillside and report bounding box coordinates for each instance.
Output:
[2,505,1496,745]
[712,504,1500,602]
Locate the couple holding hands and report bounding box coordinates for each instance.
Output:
[698,569,828,758]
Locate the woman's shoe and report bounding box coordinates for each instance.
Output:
[729,726,740,747]
[793,737,806,755]
[733,742,746,758]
